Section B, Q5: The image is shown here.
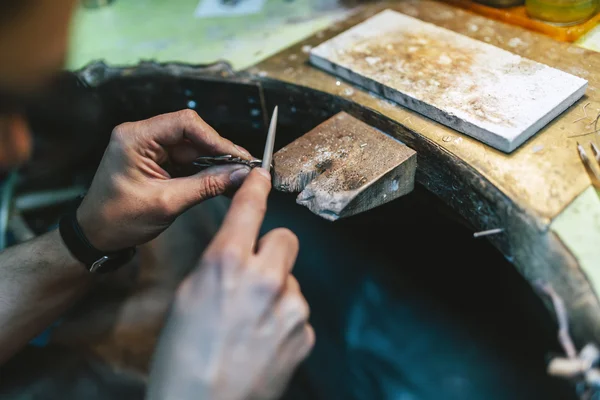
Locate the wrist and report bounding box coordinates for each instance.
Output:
[51,229,87,273]
[76,201,108,252]
[59,198,135,274]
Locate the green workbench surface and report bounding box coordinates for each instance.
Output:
[67,0,351,71]
[67,0,600,70]
[552,187,600,292]
[577,24,600,52]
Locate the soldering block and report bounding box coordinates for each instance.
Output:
[273,112,417,221]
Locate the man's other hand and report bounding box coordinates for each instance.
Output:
[147,168,315,400]
[77,109,252,251]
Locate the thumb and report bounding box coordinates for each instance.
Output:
[166,164,251,213]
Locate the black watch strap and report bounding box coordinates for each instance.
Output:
[58,200,135,274]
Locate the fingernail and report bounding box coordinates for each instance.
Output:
[229,166,251,186]
[234,145,252,158]
[256,167,271,180]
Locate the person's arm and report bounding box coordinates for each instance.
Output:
[0,109,252,364]
[0,229,90,364]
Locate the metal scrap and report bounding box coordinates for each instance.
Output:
[535,281,600,400]
[572,102,591,124]
[535,281,577,358]
[473,228,504,238]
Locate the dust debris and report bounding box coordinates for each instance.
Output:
[438,54,452,65]
[532,144,544,153]
[365,56,380,66]
[434,10,455,20]
[567,47,585,55]
[507,37,525,48]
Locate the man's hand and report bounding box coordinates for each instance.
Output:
[147,168,315,400]
[77,109,252,251]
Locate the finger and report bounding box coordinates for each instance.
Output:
[130,109,251,160]
[164,164,251,215]
[284,273,301,294]
[255,228,299,274]
[303,324,316,354]
[281,275,310,322]
[252,318,314,399]
[251,323,315,400]
[288,323,316,362]
[247,252,300,307]
[279,300,314,362]
[206,168,271,257]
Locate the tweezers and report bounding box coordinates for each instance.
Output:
[192,106,278,171]
[192,155,262,169]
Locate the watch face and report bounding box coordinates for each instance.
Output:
[90,256,113,273]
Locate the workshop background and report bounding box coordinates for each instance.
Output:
[2,0,600,398]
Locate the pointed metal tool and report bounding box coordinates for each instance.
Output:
[262,106,278,170]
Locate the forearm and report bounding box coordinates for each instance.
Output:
[0,229,92,364]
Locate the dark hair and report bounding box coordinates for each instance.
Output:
[0,1,31,24]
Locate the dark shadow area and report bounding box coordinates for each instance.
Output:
[270,185,572,400]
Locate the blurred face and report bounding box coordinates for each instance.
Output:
[0,0,77,170]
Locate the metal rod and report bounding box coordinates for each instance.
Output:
[15,186,86,212]
[262,106,278,170]
[0,172,18,250]
[473,228,504,238]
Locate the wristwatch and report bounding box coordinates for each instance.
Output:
[58,196,135,273]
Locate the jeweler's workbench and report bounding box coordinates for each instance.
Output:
[68,0,600,345]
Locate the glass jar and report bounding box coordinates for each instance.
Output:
[526,0,599,26]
